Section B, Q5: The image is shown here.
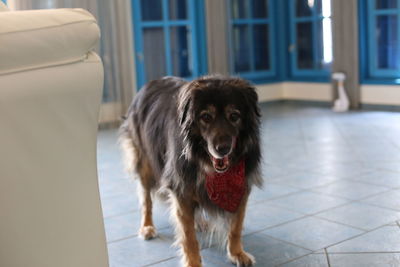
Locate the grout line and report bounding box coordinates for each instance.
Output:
[250,230,314,253]
[352,199,400,213]
[247,188,308,206]
[324,248,331,267]
[242,215,310,237]
[266,198,354,217]
[322,224,395,251]
[326,251,400,255]
[310,216,367,232]
[275,251,316,266]
[107,226,171,244]
[107,234,138,244]
[142,256,177,267]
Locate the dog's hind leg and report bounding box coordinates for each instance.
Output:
[227,193,255,266]
[137,157,158,240]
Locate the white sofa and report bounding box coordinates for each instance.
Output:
[0,3,109,267]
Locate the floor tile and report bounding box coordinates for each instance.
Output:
[262,217,363,251]
[373,162,400,173]
[327,226,400,253]
[279,253,329,267]
[244,202,304,234]
[267,191,349,215]
[361,189,400,211]
[248,183,300,204]
[101,193,140,218]
[107,230,177,267]
[329,253,400,267]
[104,204,171,243]
[261,163,292,179]
[274,171,343,189]
[311,162,370,178]
[311,180,390,201]
[98,177,136,200]
[315,202,400,230]
[200,233,311,267]
[350,171,400,188]
[146,257,180,267]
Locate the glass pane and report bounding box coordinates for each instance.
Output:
[252,0,268,18]
[376,0,397,9]
[143,28,167,81]
[141,0,163,21]
[170,26,192,77]
[316,19,332,70]
[253,24,270,70]
[296,22,314,69]
[169,0,187,20]
[376,15,399,69]
[296,0,313,17]
[316,0,331,17]
[316,0,332,18]
[231,0,248,19]
[233,25,251,72]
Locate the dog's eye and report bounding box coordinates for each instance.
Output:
[200,113,212,123]
[229,112,240,123]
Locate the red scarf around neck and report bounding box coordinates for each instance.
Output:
[205,159,246,212]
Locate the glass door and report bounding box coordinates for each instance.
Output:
[132,0,207,88]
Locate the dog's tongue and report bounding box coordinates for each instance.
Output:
[214,156,229,170]
[205,160,246,213]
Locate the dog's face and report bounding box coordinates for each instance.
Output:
[196,97,243,173]
[179,76,260,174]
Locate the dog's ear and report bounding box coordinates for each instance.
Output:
[243,85,261,118]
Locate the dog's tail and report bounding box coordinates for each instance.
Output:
[118,119,138,178]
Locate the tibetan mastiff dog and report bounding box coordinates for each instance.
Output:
[119,75,262,267]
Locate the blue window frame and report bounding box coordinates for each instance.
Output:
[228,0,277,83]
[288,0,332,80]
[360,0,400,83]
[132,0,207,88]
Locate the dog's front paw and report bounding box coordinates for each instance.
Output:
[139,225,158,240]
[228,251,255,267]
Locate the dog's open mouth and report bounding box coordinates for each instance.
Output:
[211,156,230,173]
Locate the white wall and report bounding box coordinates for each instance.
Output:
[361,85,400,105]
[257,82,400,106]
[257,82,333,103]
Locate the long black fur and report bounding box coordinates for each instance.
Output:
[120,75,262,217]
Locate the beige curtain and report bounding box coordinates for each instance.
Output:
[9,0,136,124]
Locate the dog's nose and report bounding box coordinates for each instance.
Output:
[215,144,231,156]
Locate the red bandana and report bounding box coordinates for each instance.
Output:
[205,160,246,213]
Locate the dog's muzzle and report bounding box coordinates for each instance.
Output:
[209,137,237,173]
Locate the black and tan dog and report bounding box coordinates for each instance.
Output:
[119,75,262,267]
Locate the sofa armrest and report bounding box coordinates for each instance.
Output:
[0,8,100,74]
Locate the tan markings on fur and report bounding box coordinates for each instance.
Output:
[171,195,202,267]
[227,193,255,266]
[137,157,157,240]
[119,132,138,175]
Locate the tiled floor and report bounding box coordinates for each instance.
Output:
[97,102,400,267]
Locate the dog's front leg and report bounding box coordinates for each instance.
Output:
[227,193,255,267]
[172,195,202,267]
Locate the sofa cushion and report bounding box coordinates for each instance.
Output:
[0,8,100,74]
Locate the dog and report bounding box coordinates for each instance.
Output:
[119,75,262,267]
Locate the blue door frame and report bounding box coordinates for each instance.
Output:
[288,0,331,79]
[131,0,207,89]
[227,0,278,83]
